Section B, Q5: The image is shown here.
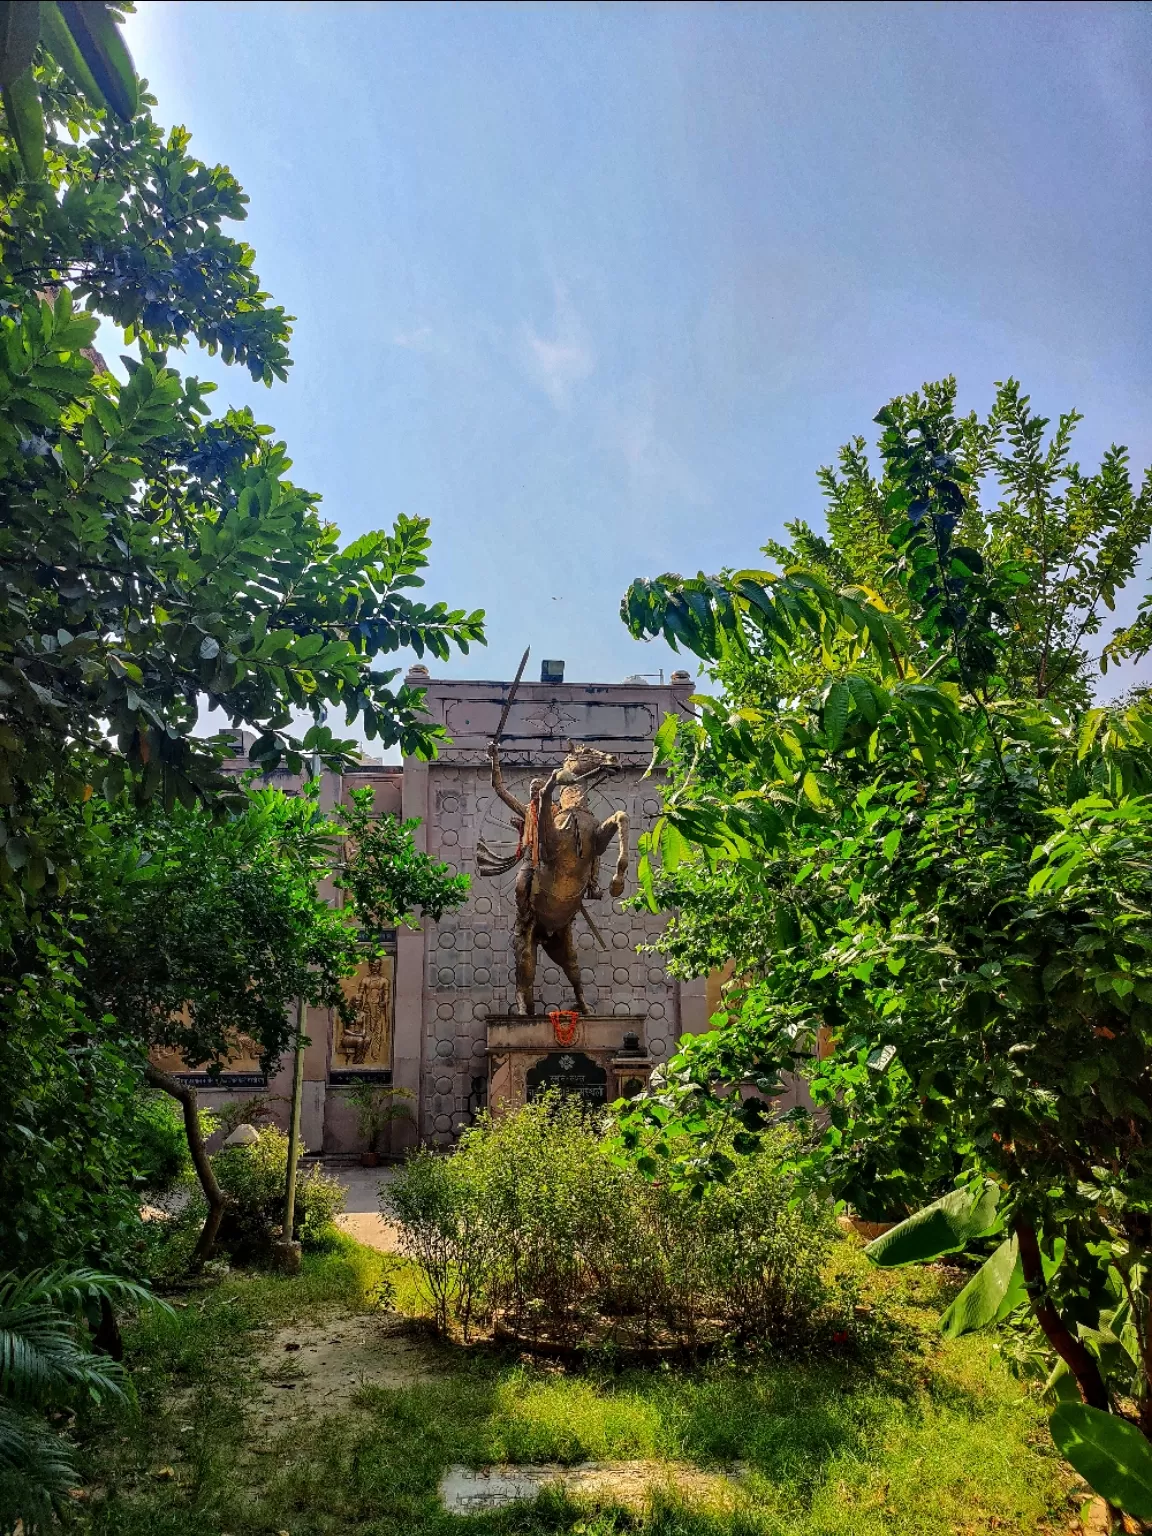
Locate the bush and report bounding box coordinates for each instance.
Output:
[384,1095,839,1351]
[383,1148,492,1336]
[129,1092,198,1194]
[209,1126,346,1260]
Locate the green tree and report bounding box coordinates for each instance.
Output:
[0,40,484,926]
[333,785,470,934]
[619,380,1152,1516]
[0,24,482,1276]
[69,782,468,1265]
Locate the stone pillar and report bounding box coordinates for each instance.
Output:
[392,749,429,1153]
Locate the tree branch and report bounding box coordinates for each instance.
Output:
[144,1060,229,1268]
[1016,1218,1109,1411]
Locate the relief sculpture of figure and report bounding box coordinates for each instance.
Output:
[337,955,393,1065]
[477,740,629,1015]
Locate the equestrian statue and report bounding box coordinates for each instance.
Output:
[477,739,629,1015]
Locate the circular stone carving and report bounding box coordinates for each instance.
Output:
[437,967,455,986]
[577,931,594,950]
[474,897,492,914]
[611,932,630,950]
[435,1040,453,1058]
[471,1038,487,1057]
[441,829,459,847]
[473,931,491,949]
[647,967,665,984]
[648,1002,666,1019]
[437,1003,455,1020]
[474,967,491,984]
[434,1114,452,1133]
[648,1037,668,1058]
[473,1002,489,1019]
[441,795,460,813]
[613,967,630,985]
[613,1001,632,1016]
[544,967,560,984]
[643,797,662,817]
[438,931,456,948]
[436,1076,452,1094]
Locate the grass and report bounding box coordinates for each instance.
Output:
[61,1235,1079,1536]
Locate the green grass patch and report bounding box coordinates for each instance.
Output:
[64,1235,1074,1536]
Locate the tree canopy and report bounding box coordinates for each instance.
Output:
[618,379,1152,1511]
[0,13,481,1274]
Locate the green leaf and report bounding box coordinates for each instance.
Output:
[0,1,42,88]
[823,679,849,751]
[864,1181,1000,1267]
[940,1236,1022,1337]
[646,712,678,776]
[2,68,44,176]
[56,0,137,120]
[39,0,107,108]
[57,432,83,481]
[1078,708,1106,762]
[1049,1404,1152,1519]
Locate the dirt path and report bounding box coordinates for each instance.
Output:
[252,1312,444,1424]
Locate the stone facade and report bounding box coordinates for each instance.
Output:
[162,667,711,1154]
[392,667,708,1147]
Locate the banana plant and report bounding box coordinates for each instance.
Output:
[865,1186,1152,1521]
[0,0,138,175]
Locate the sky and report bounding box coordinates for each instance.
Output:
[119,0,1152,712]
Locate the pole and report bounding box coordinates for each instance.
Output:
[279,992,306,1272]
[279,749,324,1272]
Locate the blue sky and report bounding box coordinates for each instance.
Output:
[121,0,1152,704]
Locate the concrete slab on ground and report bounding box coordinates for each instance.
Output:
[253,1313,443,1425]
[314,1161,405,1253]
[440,1462,746,1515]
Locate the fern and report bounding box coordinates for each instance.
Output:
[0,1268,170,1532]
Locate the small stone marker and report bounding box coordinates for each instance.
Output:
[440,1466,556,1513]
[222,1123,260,1146]
[438,1462,744,1515]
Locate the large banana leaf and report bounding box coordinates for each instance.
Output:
[1049,1403,1152,1519]
[864,1181,1000,1268]
[939,1234,1026,1337]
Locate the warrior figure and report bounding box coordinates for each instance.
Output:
[477,740,629,1016]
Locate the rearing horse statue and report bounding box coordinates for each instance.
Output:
[477,740,629,1015]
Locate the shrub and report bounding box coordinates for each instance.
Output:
[384,1096,838,1350]
[0,1267,167,1533]
[128,1092,200,1194]
[383,1148,492,1336]
[209,1126,346,1260]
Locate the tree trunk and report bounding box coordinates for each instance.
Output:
[1016,1218,1110,1411]
[145,1062,228,1268]
[93,1294,124,1360]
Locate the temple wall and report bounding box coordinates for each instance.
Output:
[395,668,702,1145]
[158,669,713,1155]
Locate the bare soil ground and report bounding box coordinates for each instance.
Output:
[251,1311,444,1424]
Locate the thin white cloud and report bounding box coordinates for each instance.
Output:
[521,284,594,408]
[613,400,710,508]
[391,325,447,356]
